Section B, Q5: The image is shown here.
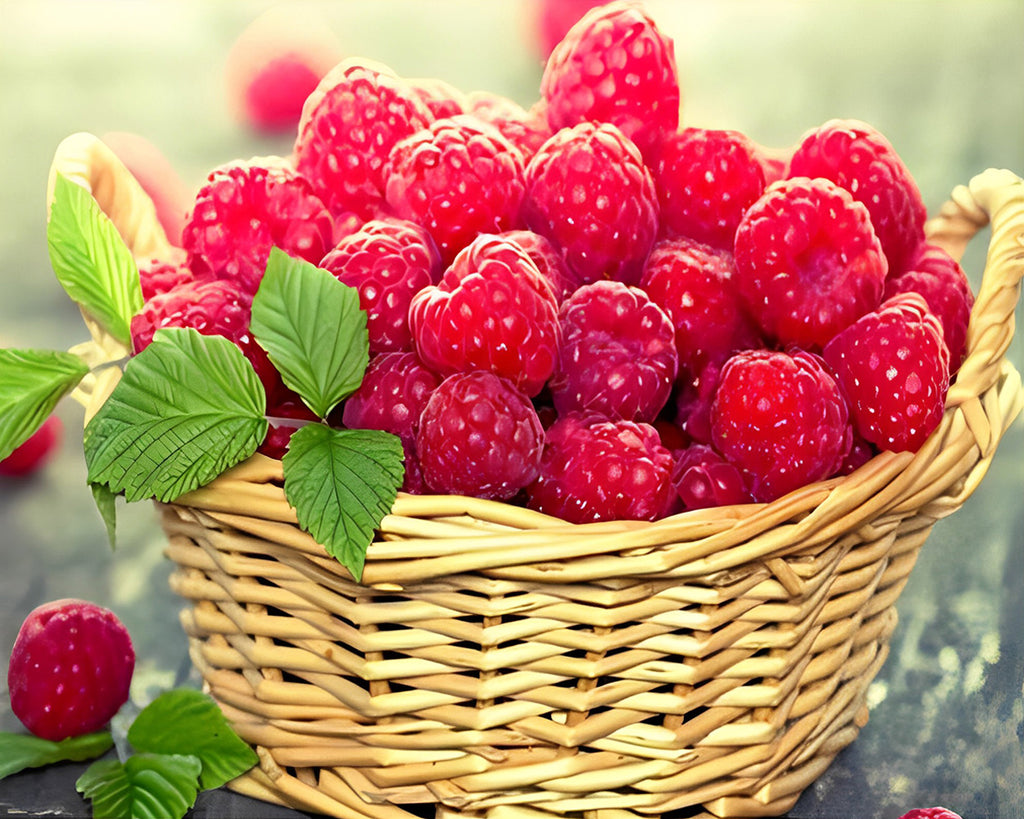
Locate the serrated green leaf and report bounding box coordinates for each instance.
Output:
[77,753,202,819]
[0,730,113,780]
[91,481,119,549]
[83,328,267,503]
[250,247,369,419]
[282,424,404,581]
[47,173,143,347]
[127,689,257,790]
[0,348,88,461]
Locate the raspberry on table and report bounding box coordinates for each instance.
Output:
[823,291,950,453]
[498,228,574,304]
[734,176,888,349]
[138,247,193,302]
[710,348,852,502]
[672,443,752,511]
[522,121,659,288]
[640,236,761,380]
[548,280,678,423]
[294,58,434,220]
[318,217,442,354]
[526,411,676,523]
[540,0,680,158]
[409,234,561,397]
[787,118,927,277]
[465,90,553,162]
[7,599,135,741]
[651,127,767,250]
[182,158,333,297]
[416,371,544,500]
[883,240,974,370]
[0,414,62,478]
[383,115,527,267]
[129,278,280,399]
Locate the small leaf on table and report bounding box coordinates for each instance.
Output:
[76,753,202,819]
[0,730,113,780]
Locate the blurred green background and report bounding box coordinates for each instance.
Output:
[0,2,1022,817]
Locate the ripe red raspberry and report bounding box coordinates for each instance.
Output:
[465,91,553,162]
[673,360,723,445]
[258,394,321,460]
[130,279,279,398]
[734,176,888,349]
[8,599,135,741]
[540,1,679,158]
[294,59,434,219]
[409,234,560,397]
[526,412,675,523]
[898,810,963,819]
[788,118,927,276]
[0,414,62,478]
[417,371,544,500]
[522,121,659,288]
[640,237,761,379]
[384,115,526,266]
[549,280,678,422]
[407,76,468,119]
[182,158,333,297]
[342,351,441,443]
[823,292,950,453]
[710,348,852,502]
[138,248,193,301]
[318,218,441,353]
[237,53,329,134]
[883,241,974,370]
[672,444,752,511]
[751,141,791,186]
[498,229,574,304]
[651,128,767,250]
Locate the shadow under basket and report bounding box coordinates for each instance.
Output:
[54,134,1024,819]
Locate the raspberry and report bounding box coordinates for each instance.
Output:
[750,141,791,186]
[788,118,927,276]
[522,121,659,288]
[417,371,544,500]
[182,158,333,297]
[407,76,468,119]
[384,115,527,266]
[258,394,321,460]
[672,444,752,511]
[673,360,723,445]
[640,237,761,379]
[465,91,553,161]
[318,218,442,353]
[823,292,950,453]
[526,412,675,523]
[734,176,888,349]
[883,241,974,370]
[342,351,441,443]
[7,599,135,741]
[138,248,193,301]
[549,280,678,422]
[129,279,279,398]
[0,414,62,478]
[540,1,680,158]
[294,58,434,219]
[498,229,574,304]
[898,810,963,819]
[710,348,852,502]
[409,234,560,397]
[651,128,767,250]
[239,54,328,134]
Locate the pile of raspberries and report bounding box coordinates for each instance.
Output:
[130,1,973,524]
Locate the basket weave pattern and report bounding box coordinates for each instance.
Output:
[53,135,1024,819]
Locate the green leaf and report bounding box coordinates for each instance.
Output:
[250,247,369,419]
[0,348,88,461]
[282,425,404,581]
[83,328,267,503]
[0,730,113,780]
[76,753,202,819]
[127,689,257,790]
[47,173,143,347]
[91,481,119,548]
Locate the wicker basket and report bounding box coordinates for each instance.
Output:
[51,133,1024,819]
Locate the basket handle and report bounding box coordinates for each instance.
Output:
[927,168,1024,406]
